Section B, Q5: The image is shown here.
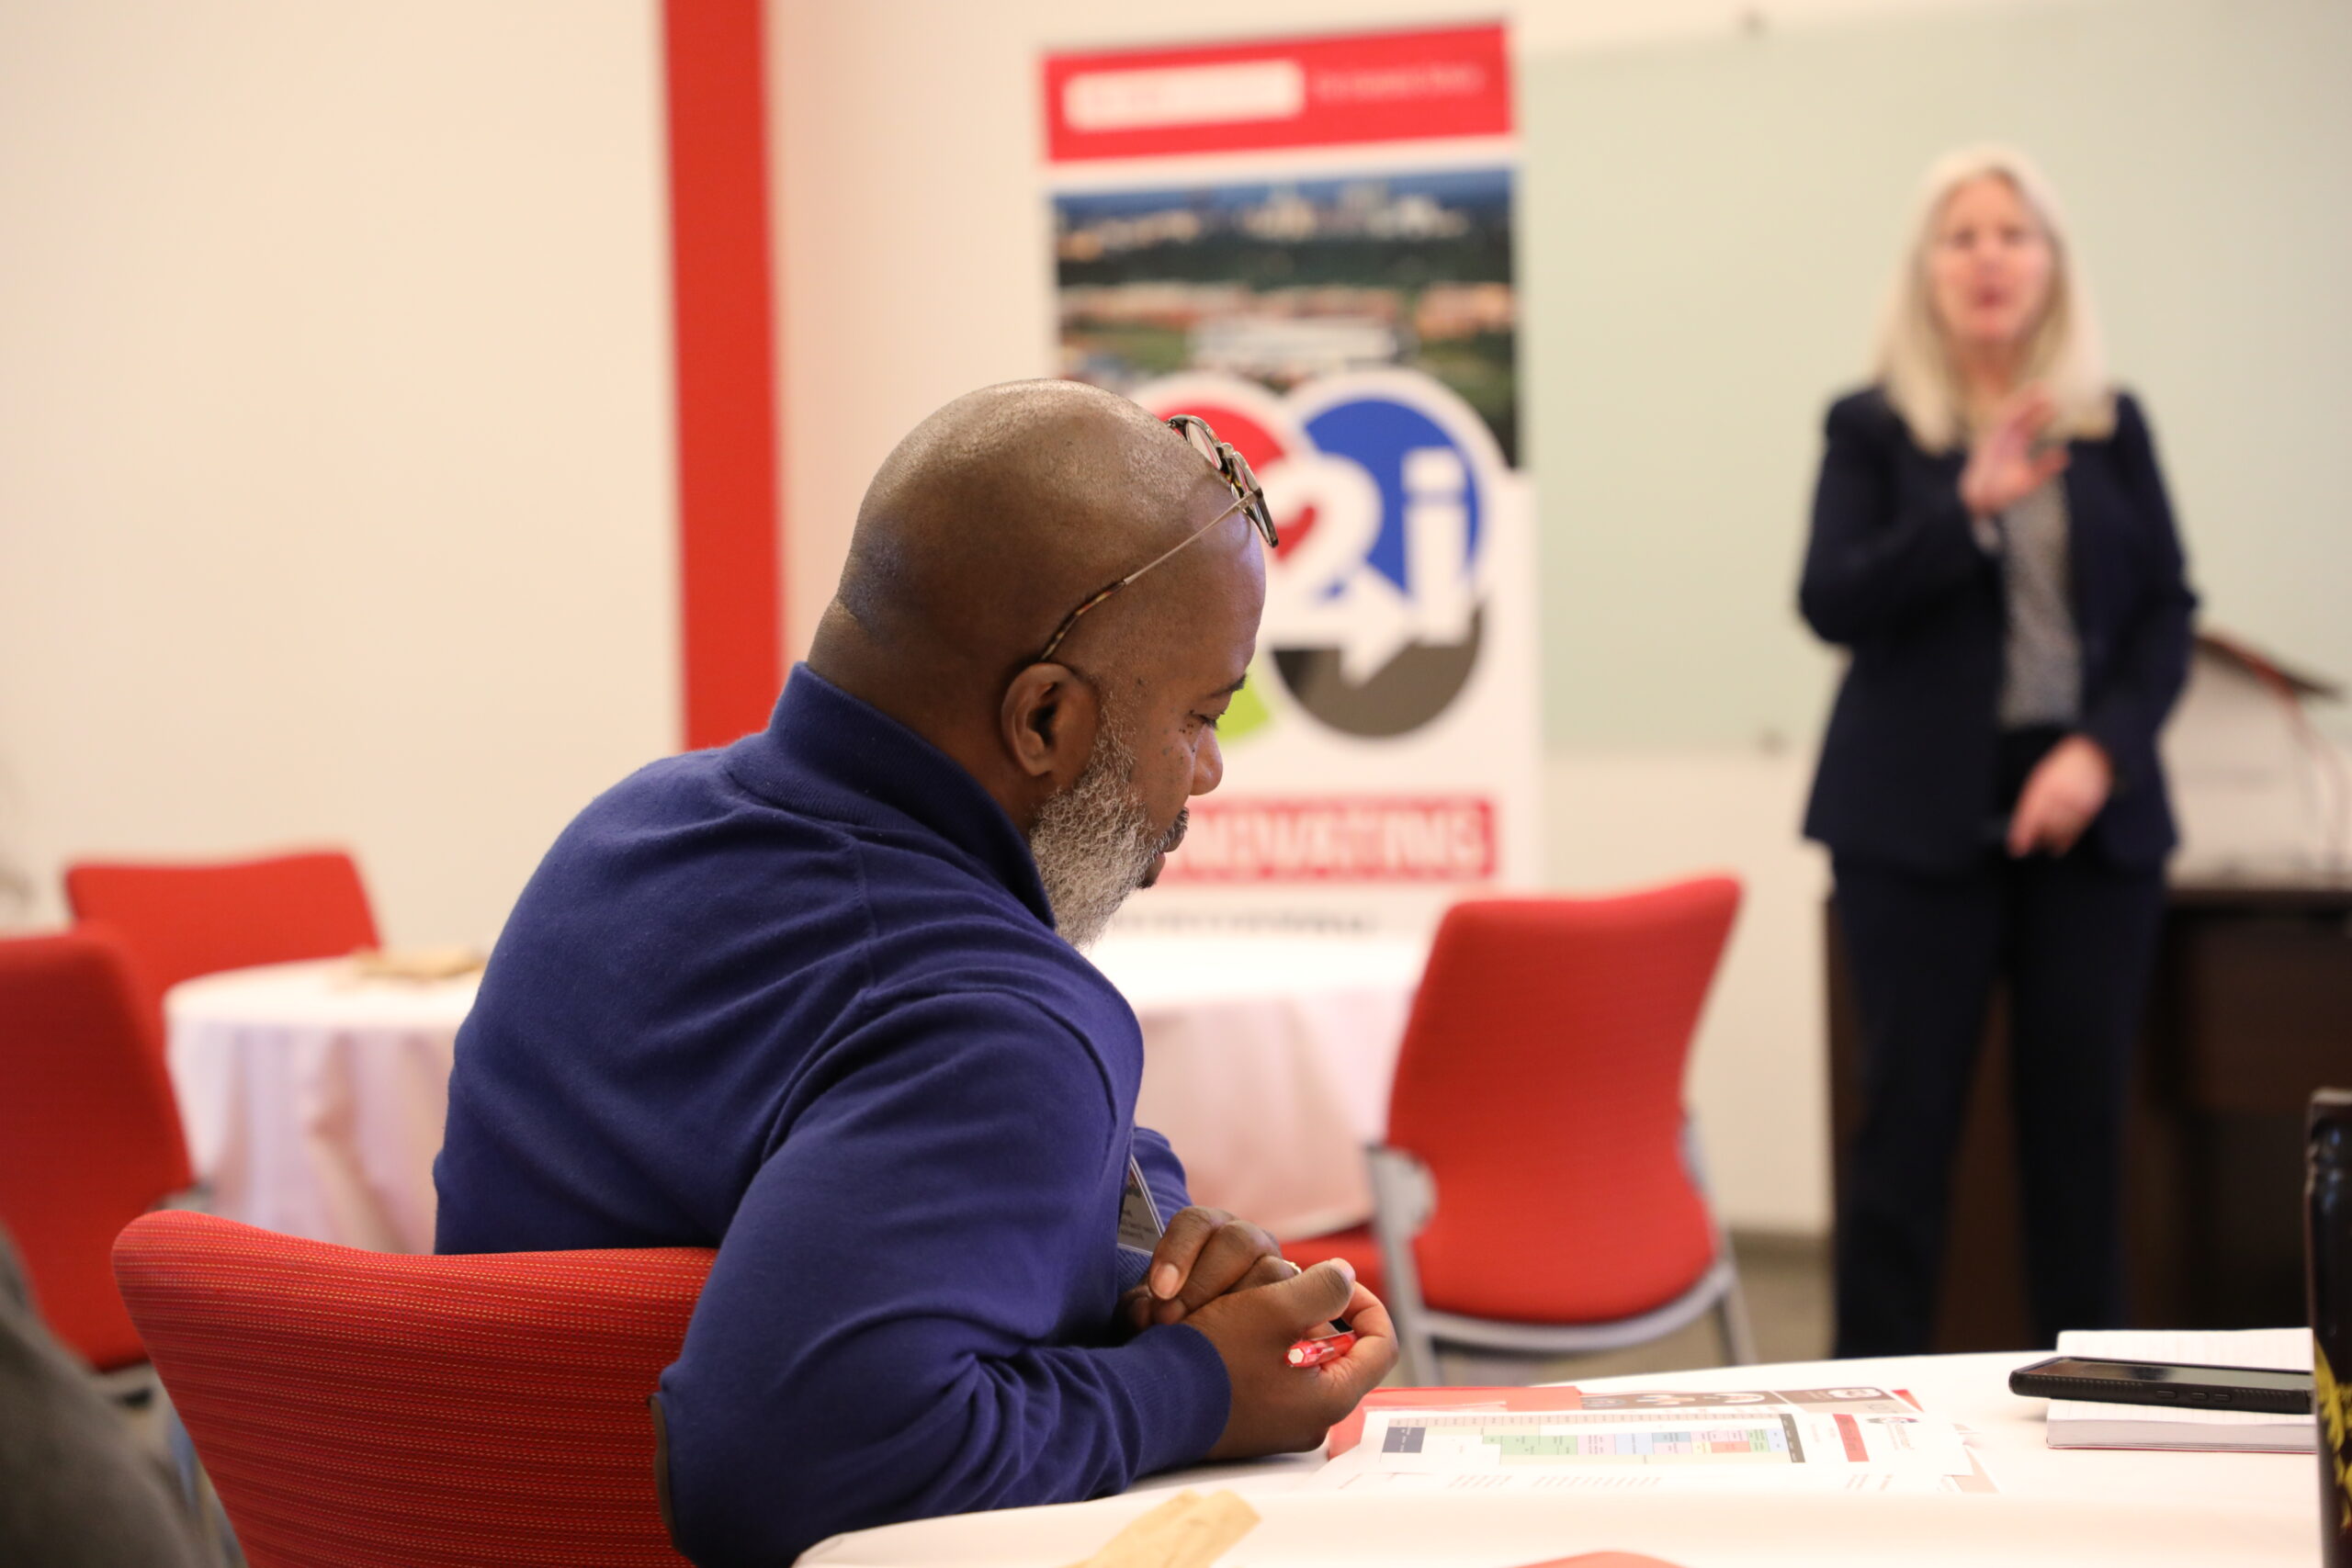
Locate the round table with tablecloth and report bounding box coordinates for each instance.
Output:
[166,958,479,1254]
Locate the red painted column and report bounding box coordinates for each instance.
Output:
[663,0,783,750]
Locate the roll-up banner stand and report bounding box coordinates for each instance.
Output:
[1044,23,1542,936]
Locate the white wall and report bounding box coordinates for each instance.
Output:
[768,0,2095,1235]
[0,1,678,947]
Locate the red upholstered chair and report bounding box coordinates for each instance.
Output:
[114,1210,713,1567]
[0,929,195,1371]
[64,849,381,1054]
[1293,879,1754,1384]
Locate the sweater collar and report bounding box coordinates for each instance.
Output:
[721,664,1057,928]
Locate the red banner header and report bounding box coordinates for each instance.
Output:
[1044,24,1511,164]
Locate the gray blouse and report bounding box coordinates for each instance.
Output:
[1991,479,2082,728]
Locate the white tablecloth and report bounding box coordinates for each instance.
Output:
[803,1350,2315,1565]
[1091,933,1427,1239]
[166,958,479,1254]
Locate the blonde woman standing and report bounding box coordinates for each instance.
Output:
[1800,148,2197,1356]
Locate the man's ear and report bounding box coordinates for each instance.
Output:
[1001,663,1102,790]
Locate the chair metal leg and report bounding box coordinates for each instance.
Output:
[1682,1119,1758,1366]
[1365,1145,1442,1386]
[1381,1291,1440,1388]
[1714,1266,1759,1366]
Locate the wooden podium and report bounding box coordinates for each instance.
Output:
[1826,874,2352,1350]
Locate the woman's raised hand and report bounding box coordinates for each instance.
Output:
[1959,384,2070,519]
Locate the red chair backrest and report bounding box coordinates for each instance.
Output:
[114,1211,713,1568]
[0,929,194,1370]
[64,851,381,1045]
[1386,878,1742,1324]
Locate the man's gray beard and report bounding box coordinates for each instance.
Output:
[1027,724,1174,952]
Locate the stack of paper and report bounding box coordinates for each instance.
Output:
[2044,1327,2312,1453]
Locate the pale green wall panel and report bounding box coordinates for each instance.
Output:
[1520,0,2352,747]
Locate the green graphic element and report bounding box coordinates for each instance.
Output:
[1219,665,1276,743]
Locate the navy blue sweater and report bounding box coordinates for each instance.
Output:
[434,667,1229,1565]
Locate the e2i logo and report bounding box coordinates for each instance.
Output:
[1134,368,1509,739]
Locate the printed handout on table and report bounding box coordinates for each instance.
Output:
[1307,1386,1992,1496]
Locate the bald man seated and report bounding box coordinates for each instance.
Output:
[434,382,1396,1564]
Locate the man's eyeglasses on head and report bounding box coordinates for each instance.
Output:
[1032,414,1279,666]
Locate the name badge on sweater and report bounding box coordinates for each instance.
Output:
[1117,1155,1166,1255]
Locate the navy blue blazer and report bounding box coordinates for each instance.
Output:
[1799,387,2197,874]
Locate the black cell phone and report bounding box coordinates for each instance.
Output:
[2008,1354,2312,1416]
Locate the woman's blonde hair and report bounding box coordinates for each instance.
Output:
[1872,144,2113,452]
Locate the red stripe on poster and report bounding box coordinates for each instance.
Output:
[1835,1413,1869,1462]
[664,0,783,750]
[1043,24,1511,164]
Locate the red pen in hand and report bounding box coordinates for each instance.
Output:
[1285,1317,1356,1368]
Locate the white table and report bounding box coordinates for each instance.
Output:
[1091,933,1428,1239]
[166,958,479,1254]
[802,1351,2314,1565]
